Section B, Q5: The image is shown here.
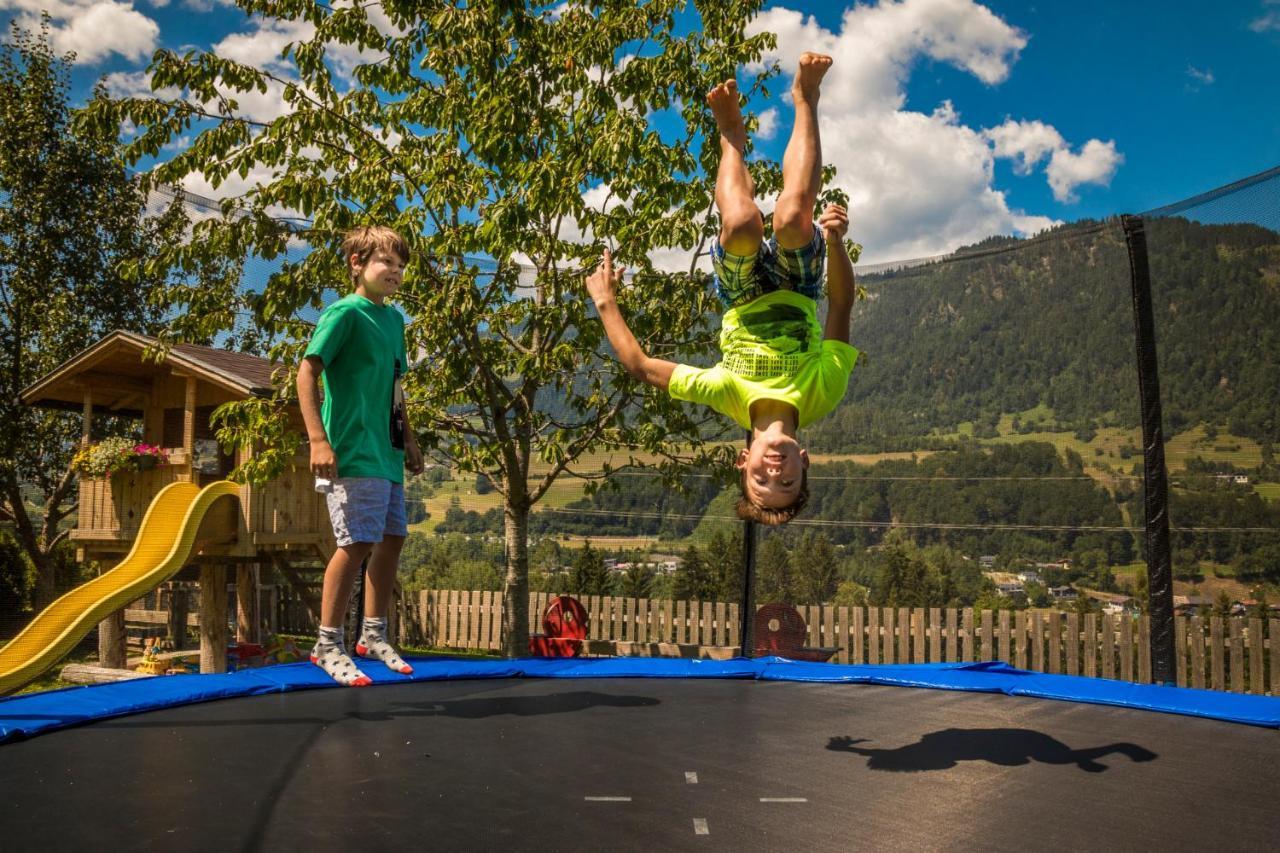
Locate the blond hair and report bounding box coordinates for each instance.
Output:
[341,225,410,287]
[735,468,809,526]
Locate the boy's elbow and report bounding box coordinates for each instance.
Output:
[624,362,650,384]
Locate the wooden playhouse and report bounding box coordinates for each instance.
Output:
[19,329,387,674]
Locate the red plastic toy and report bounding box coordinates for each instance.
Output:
[528,595,589,657]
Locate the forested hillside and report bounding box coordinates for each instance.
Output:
[807,218,1280,452]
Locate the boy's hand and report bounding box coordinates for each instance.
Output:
[819,203,849,241]
[585,249,624,308]
[405,439,424,475]
[310,439,337,480]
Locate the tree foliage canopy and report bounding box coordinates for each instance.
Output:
[0,19,183,606]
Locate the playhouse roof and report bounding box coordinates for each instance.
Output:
[20,330,281,414]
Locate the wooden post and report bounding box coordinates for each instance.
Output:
[1210,616,1224,692]
[928,608,942,663]
[1120,614,1134,682]
[945,608,958,662]
[898,606,911,663]
[95,557,127,669]
[882,607,895,664]
[999,610,1012,664]
[1270,619,1280,697]
[1229,618,1245,694]
[1191,615,1206,689]
[962,608,975,661]
[1047,611,1061,674]
[236,564,259,644]
[852,606,864,664]
[1174,615,1188,687]
[867,607,880,665]
[182,374,197,483]
[1083,613,1097,678]
[81,387,93,446]
[980,609,994,662]
[1248,617,1264,696]
[199,563,228,673]
[1066,612,1079,676]
[167,583,189,650]
[912,607,926,663]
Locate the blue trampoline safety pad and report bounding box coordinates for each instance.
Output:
[3,657,1279,744]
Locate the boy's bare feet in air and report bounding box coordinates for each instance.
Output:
[707,79,748,152]
[793,51,832,104]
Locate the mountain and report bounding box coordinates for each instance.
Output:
[807,218,1280,453]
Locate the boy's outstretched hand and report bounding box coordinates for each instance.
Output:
[585,249,625,308]
[819,203,849,241]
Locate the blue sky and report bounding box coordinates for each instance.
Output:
[4,0,1279,263]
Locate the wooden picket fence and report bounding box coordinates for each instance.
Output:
[419,590,1280,696]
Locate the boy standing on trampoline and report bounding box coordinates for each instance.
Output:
[587,53,858,525]
[297,225,425,686]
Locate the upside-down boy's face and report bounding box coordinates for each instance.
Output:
[737,435,809,509]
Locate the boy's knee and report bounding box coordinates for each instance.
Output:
[773,197,815,246]
[720,204,764,243]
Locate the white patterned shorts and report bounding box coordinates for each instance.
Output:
[324,478,408,546]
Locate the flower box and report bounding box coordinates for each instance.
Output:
[71,438,171,479]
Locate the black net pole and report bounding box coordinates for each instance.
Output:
[739,431,757,657]
[740,519,757,658]
[1121,214,1176,685]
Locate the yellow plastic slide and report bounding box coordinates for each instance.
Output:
[0,480,238,695]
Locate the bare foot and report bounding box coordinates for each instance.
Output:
[794,52,832,104]
[706,79,747,150]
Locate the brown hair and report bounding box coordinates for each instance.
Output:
[735,467,809,526]
[341,225,410,286]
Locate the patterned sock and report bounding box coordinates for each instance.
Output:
[356,617,413,674]
[310,625,371,687]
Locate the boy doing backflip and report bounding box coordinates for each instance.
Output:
[298,226,425,686]
[587,53,858,525]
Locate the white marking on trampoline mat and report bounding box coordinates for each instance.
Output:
[584,796,632,802]
[759,797,808,803]
[693,818,709,835]
[685,771,698,784]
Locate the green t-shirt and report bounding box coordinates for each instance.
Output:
[304,293,408,482]
[668,290,858,429]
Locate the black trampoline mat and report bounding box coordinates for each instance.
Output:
[2,678,1277,852]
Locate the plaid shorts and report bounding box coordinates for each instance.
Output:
[324,478,408,546]
[711,228,826,307]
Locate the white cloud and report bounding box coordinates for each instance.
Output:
[756,107,780,140]
[1250,0,1280,33]
[1185,65,1215,86]
[103,69,182,100]
[985,117,1120,201]
[735,0,1117,262]
[984,119,1064,174]
[1045,139,1123,203]
[1,0,160,63]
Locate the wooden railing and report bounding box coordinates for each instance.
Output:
[75,464,182,540]
[418,590,1280,697]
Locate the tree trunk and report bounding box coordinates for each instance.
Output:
[31,549,57,612]
[502,500,530,658]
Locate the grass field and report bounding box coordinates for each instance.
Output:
[937,406,1270,491]
[404,410,1277,538]
[1253,482,1280,501]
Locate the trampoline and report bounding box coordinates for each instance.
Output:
[2,658,1279,851]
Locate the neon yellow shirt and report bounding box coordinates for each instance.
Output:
[668,290,857,429]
